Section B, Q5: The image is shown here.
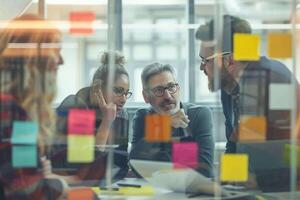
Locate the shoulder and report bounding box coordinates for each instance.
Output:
[183,103,212,117]
[248,56,292,82]
[182,103,213,130]
[57,87,90,111]
[134,107,152,118]
[117,108,129,119]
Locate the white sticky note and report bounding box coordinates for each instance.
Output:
[269,84,295,110]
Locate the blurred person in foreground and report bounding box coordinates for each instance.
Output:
[0,14,71,199]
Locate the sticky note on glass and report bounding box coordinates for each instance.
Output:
[284,144,300,167]
[68,188,93,200]
[267,33,292,59]
[239,116,266,141]
[233,33,260,61]
[145,114,171,142]
[221,154,248,182]
[120,186,154,196]
[67,135,94,163]
[68,109,95,135]
[11,121,38,144]
[69,11,95,35]
[12,145,37,168]
[172,142,198,168]
[269,84,294,110]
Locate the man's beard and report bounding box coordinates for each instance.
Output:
[208,68,235,92]
[154,99,179,115]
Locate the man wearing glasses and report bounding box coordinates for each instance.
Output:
[196,15,298,153]
[130,62,214,178]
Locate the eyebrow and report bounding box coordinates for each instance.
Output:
[153,82,175,88]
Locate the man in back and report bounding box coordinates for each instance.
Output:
[195,15,298,153]
[130,62,214,177]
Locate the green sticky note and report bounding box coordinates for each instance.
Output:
[233,33,260,61]
[284,144,300,167]
[221,154,249,182]
[67,135,94,163]
[11,121,38,144]
[12,145,37,168]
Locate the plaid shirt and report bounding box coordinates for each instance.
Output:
[0,94,45,199]
[0,94,27,141]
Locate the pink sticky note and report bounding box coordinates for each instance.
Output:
[172,142,198,169]
[68,109,95,135]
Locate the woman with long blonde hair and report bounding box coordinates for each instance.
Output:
[0,14,65,199]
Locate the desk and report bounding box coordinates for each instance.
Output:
[96,178,300,200]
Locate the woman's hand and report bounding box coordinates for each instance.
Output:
[94,83,116,123]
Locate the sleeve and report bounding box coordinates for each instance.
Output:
[130,109,147,156]
[188,106,214,178]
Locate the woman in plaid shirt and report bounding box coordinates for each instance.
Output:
[0,14,67,199]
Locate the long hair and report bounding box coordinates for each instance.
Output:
[0,14,61,155]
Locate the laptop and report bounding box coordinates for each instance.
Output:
[237,140,294,192]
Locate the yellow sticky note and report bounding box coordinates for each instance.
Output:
[239,116,266,141]
[68,135,94,163]
[234,33,260,61]
[221,154,248,182]
[268,33,292,59]
[120,186,154,196]
[284,144,300,167]
[92,186,154,196]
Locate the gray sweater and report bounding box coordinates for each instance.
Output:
[130,103,214,178]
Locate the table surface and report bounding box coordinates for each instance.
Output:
[96,178,300,200]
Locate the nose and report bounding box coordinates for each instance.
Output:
[119,94,127,103]
[58,54,64,65]
[163,89,172,99]
[200,63,205,71]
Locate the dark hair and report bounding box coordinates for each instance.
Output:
[195,15,251,52]
[141,62,175,89]
[92,51,128,86]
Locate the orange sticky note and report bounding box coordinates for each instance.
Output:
[67,135,94,163]
[68,109,95,135]
[69,11,95,34]
[239,116,266,141]
[145,114,171,142]
[172,142,198,169]
[221,154,248,182]
[234,33,260,61]
[267,33,292,59]
[68,188,93,200]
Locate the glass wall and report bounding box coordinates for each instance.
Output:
[0,0,300,199]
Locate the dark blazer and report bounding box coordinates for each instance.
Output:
[222,56,299,153]
[130,103,214,178]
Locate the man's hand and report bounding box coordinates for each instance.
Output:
[41,156,52,177]
[171,109,190,128]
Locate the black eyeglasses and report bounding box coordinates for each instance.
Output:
[150,83,179,97]
[200,52,231,68]
[113,87,132,98]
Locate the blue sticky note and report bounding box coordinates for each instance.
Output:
[11,121,38,144]
[12,145,37,168]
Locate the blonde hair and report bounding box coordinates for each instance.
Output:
[0,14,61,155]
